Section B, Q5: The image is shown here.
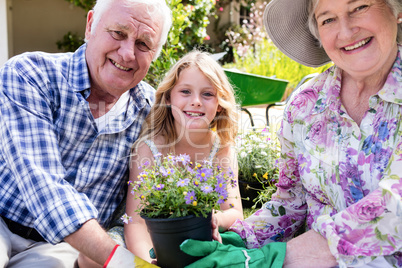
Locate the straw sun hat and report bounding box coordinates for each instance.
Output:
[263,0,332,67]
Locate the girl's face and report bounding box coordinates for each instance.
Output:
[315,0,400,79]
[168,66,222,133]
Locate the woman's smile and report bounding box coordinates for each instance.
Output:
[342,37,372,51]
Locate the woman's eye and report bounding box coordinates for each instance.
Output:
[322,18,334,25]
[354,5,368,12]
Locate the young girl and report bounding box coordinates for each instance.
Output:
[125,51,243,263]
[78,51,243,267]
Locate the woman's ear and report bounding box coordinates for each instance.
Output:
[217,105,223,113]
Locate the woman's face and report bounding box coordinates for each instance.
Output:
[315,0,401,79]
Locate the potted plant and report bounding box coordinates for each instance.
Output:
[127,153,235,268]
[236,127,280,209]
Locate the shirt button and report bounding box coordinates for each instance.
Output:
[81,167,87,173]
[369,96,379,108]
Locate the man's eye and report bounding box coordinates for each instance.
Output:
[110,31,124,40]
[137,41,151,52]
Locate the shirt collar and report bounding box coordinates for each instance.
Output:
[311,66,342,115]
[69,43,91,93]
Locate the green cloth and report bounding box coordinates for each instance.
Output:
[180,232,286,268]
[221,231,246,247]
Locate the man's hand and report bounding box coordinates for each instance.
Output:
[180,232,286,268]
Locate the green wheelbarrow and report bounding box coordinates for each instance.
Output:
[224,69,289,126]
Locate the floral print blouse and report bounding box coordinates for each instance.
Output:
[230,46,402,267]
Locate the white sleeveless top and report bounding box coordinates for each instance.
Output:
[144,136,221,165]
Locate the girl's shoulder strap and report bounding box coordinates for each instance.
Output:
[208,135,221,162]
[144,139,162,166]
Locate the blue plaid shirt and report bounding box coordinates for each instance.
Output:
[0,44,154,244]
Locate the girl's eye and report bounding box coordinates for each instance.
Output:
[203,92,215,97]
[180,90,191,94]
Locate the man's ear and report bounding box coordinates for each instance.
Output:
[85,10,95,41]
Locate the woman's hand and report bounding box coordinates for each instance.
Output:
[211,214,222,243]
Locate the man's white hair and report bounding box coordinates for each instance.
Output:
[90,0,172,60]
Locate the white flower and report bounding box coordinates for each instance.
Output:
[121,213,132,224]
[240,151,248,158]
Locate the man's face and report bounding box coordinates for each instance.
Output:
[85,0,163,100]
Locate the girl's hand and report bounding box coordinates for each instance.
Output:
[211,214,222,243]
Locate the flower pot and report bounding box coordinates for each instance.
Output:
[238,179,266,208]
[142,212,212,268]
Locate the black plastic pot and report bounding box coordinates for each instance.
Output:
[142,212,212,268]
[238,179,266,208]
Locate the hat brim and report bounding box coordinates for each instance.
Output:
[263,0,332,68]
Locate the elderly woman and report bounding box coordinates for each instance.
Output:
[181,0,402,267]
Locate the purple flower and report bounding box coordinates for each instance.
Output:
[214,178,227,194]
[227,167,235,179]
[217,193,227,204]
[201,184,213,193]
[160,166,169,177]
[185,191,196,204]
[346,190,385,224]
[307,120,327,144]
[297,154,311,176]
[197,167,213,182]
[177,154,191,165]
[186,166,195,174]
[152,184,165,191]
[166,155,175,163]
[142,161,150,167]
[121,213,132,224]
[177,178,190,187]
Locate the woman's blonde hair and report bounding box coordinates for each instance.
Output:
[134,50,239,153]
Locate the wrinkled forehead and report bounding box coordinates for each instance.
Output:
[93,0,165,31]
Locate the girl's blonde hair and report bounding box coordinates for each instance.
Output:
[134,50,239,152]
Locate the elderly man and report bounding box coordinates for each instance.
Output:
[0,0,172,267]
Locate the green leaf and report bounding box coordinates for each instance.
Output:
[278,206,286,216]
